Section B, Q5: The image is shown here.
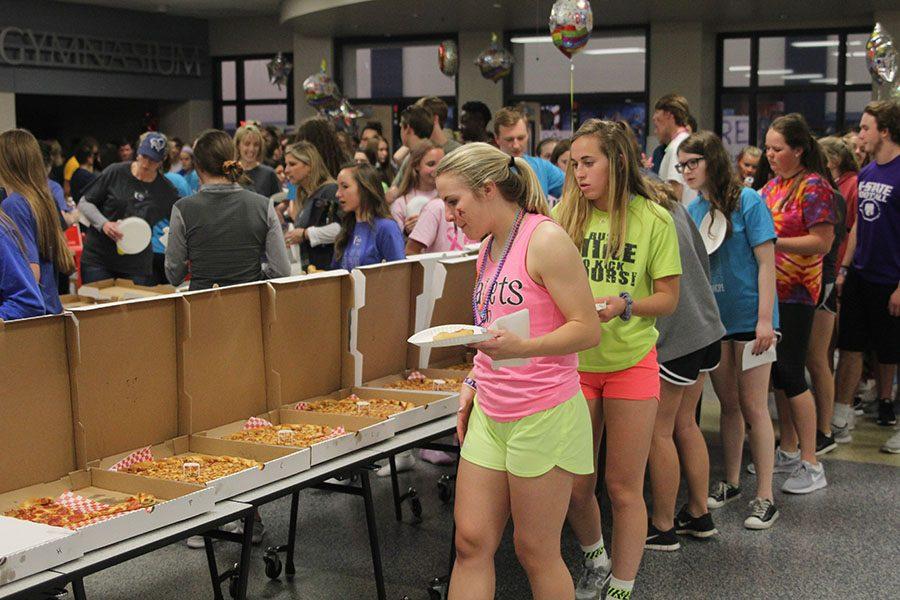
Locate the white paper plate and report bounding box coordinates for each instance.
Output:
[699,209,727,255]
[408,324,492,349]
[116,217,151,254]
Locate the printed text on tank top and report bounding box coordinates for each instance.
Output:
[473,208,524,326]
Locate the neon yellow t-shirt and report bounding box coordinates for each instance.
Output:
[561,195,681,372]
[63,156,80,181]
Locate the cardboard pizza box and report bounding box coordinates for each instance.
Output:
[260,271,397,454]
[77,278,177,302]
[0,314,212,568]
[0,516,79,585]
[59,294,102,310]
[199,409,395,466]
[66,292,305,502]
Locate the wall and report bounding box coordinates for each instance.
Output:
[159,100,215,142]
[0,0,210,101]
[292,34,334,123]
[208,16,294,56]
[457,31,505,124]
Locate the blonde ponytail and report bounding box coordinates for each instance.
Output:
[434,143,549,216]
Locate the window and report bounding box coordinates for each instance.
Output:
[505,28,649,149]
[213,55,294,134]
[717,29,870,160]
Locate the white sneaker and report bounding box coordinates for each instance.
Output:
[882,429,900,454]
[575,562,610,600]
[186,521,240,549]
[376,451,416,477]
[782,461,827,494]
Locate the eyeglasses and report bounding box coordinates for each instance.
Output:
[675,157,704,173]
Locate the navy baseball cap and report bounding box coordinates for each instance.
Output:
[138,132,168,163]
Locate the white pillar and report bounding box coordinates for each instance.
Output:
[458,31,506,124]
[159,100,214,142]
[0,93,16,131]
[292,34,335,124]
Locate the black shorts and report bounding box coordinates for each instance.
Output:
[816,281,837,314]
[722,330,783,343]
[771,302,816,397]
[837,269,900,364]
[659,341,721,386]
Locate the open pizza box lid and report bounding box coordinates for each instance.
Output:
[342,261,456,430]
[0,315,83,581]
[171,281,311,490]
[77,278,177,302]
[260,271,395,460]
[65,296,244,506]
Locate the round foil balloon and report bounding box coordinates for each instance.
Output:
[303,61,341,111]
[439,40,459,77]
[549,0,593,59]
[475,33,514,83]
[266,52,293,90]
[866,22,898,85]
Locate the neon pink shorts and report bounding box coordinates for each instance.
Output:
[579,347,660,401]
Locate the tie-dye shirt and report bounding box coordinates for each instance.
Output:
[761,173,836,305]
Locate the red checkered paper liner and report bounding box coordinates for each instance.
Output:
[109,446,154,472]
[407,371,426,381]
[55,491,146,529]
[243,416,274,430]
[326,426,346,440]
[294,402,310,410]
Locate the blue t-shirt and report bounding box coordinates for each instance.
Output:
[184,170,200,195]
[333,217,405,271]
[688,187,779,335]
[165,172,192,198]
[1,193,63,314]
[48,179,69,213]
[522,155,565,198]
[0,221,45,320]
[854,154,900,285]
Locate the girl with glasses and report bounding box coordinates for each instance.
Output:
[680,131,781,529]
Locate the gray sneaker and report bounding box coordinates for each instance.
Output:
[575,562,610,600]
[747,447,800,475]
[782,461,827,494]
[882,429,900,454]
[832,420,852,444]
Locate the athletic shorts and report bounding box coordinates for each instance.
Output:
[460,392,594,478]
[837,269,900,364]
[722,330,783,343]
[816,282,837,315]
[659,341,721,386]
[578,347,660,401]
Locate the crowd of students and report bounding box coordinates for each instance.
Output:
[0,90,897,600]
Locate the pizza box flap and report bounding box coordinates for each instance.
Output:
[0,315,76,493]
[66,295,179,468]
[349,262,415,387]
[177,282,269,434]
[262,271,353,409]
[416,255,477,369]
[78,278,177,301]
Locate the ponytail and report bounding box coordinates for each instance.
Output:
[434,143,549,216]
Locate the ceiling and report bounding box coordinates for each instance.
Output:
[54,0,894,29]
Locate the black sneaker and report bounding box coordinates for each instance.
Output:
[815,430,837,455]
[852,396,864,415]
[707,481,741,509]
[675,505,718,538]
[743,498,779,530]
[645,522,680,551]
[877,399,897,427]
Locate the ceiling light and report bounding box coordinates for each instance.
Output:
[510,36,552,44]
[728,65,751,72]
[811,78,838,84]
[583,47,645,55]
[758,69,793,76]
[781,72,824,80]
[848,40,863,46]
[791,40,839,48]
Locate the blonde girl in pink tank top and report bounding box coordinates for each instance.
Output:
[434,142,601,600]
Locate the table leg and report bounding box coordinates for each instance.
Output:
[285,490,300,577]
[71,578,87,600]
[233,510,255,600]
[204,535,225,600]
[360,469,386,600]
[389,455,402,521]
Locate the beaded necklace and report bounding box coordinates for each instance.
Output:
[472,208,525,326]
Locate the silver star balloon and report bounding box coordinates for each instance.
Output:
[266,53,293,90]
[866,22,897,85]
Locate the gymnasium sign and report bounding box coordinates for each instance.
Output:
[0,26,203,77]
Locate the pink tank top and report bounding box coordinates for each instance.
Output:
[472,213,581,421]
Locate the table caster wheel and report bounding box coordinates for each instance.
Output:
[409,488,423,521]
[228,571,240,599]
[264,553,283,579]
[437,475,453,503]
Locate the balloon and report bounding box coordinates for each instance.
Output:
[549,0,593,59]
[438,40,459,77]
[326,98,365,122]
[303,60,341,111]
[475,33,514,83]
[866,22,898,85]
[266,52,293,90]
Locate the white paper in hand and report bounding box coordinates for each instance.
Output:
[742,341,777,371]
[490,308,530,370]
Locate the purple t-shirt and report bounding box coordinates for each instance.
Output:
[854,154,900,285]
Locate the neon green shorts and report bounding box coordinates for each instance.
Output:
[460,392,595,478]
